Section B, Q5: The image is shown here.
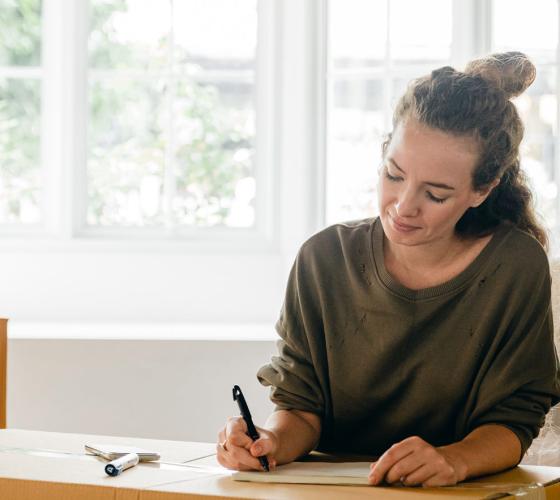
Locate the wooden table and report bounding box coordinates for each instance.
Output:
[1,429,559,499]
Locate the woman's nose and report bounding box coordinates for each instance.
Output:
[395,188,420,217]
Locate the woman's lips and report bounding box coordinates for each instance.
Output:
[390,216,420,232]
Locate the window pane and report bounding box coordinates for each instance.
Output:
[0,0,42,66]
[173,79,255,228]
[330,0,387,69]
[87,0,258,229]
[514,67,558,229]
[173,0,256,71]
[326,79,383,224]
[327,0,452,224]
[390,0,451,62]
[392,77,410,107]
[329,0,451,69]
[492,0,559,235]
[0,78,41,224]
[492,0,558,63]
[89,0,171,70]
[87,79,165,226]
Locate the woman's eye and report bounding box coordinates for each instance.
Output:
[427,192,446,204]
[384,166,447,203]
[384,170,401,182]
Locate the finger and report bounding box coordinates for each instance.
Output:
[226,417,253,448]
[400,464,437,486]
[215,438,230,463]
[227,444,267,471]
[367,460,377,483]
[216,439,265,471]
[422,472,457,488]
[218,454,262,471]
[217,420,265,472]
[225,416,248,436]
[421,463,458,487]
[384,454,426,484]
[250,436,275,458]
[216,441,238,470]
[216,444,231,468]
[369,441,416,485]
[229,433,253,449]
[217,429,226,445]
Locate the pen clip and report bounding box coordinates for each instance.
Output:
[232,385,252,420]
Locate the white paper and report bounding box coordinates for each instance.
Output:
[233,461,372,485]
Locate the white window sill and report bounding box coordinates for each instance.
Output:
[7,321,278,341]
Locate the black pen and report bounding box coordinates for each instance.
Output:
[232,385,270,472]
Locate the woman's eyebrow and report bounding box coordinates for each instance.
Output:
[388,158,455,190]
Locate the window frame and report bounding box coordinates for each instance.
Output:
[0,0,283,253]
[321,0,560,252]
[2,0,559,250]
[322,0,464,226]
[7,0,557,328]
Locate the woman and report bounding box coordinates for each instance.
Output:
[217,52,560,487]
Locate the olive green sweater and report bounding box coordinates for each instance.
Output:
[258,217,560,458]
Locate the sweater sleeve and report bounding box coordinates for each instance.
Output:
[466,258,560,459]
[257,245,326,416]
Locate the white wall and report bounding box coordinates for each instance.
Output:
[0,251,285,322]
[8,339,278,442]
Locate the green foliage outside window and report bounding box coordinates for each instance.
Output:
[88,0,255,228]
[0,0,41,223]
[0,0,41,66]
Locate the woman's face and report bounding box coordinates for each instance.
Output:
[378,118,493,248]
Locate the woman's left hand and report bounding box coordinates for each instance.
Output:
[368,436,468,487]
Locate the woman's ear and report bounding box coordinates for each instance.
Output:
[470,178,500,208]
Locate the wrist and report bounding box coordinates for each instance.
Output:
[438,443,469,482]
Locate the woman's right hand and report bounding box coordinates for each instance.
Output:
[217,416,279,471]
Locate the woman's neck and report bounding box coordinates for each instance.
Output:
[383,233,467,274]
[382,229,496,291]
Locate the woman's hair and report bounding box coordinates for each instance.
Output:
[383,51,548,250]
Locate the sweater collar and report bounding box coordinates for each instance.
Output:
[370,217,513,301]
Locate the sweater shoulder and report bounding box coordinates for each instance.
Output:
[298,218,375,261]
[499,225,550,275]
[486,225,551,295]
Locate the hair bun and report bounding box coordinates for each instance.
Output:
[464,51,536,99]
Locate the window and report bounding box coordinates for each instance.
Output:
[3,1,558,247]
[0,0,42,225]
[326,0,452,225]
[0,0,272,241]
[8,1,559,325]
[325,0,560,251]
[87,0,259,230]
[491,0,559,234]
